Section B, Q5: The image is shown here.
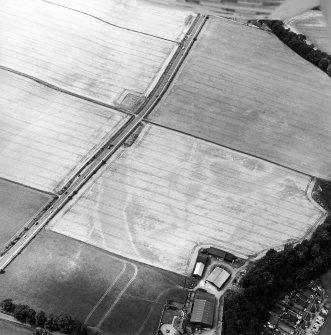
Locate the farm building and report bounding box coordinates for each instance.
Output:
[207,248,236,262]
[206,267,230,289]
[190,289,215,328]
[207,247,226,259]
[193,253,208,278]
[224,252,236,263]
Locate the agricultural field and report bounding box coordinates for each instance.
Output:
[49,124,324,275]
[0,69,129,193]
[0,320,32,335]
[286,11,331,54]
[0,230,187,335]
[0,0,180,109]
[44,0,195,42]
[148,17,331,180]
[0,178,52,250]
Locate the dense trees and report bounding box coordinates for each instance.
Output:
[224,207,331,335]
[36,311,47,328]
[0,300,87,335]
[0,298,15,313]
[261,20,331,76]
[33,329,52,335]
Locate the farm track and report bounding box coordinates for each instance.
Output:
[0,13,208,271]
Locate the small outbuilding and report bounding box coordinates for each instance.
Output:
[193,253,208,278]
[193,262,205,278]
[206,267,230,289]
[224,252,235,263]
[190,289,215,328]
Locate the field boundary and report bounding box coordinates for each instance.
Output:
[144,120,313,178]
[0,176,54,196]
[0,65,131,116]
[41,0,182,44]
[0,13,208,271]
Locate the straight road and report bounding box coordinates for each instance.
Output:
[0,14,208,271]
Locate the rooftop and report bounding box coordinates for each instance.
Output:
[190,290,215,328]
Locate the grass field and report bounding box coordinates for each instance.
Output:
[0,320,32,335]
[44,0,195,42]
[0,178,52,250]
[286,11,331,54]
[0,230,187,335]
[149,17,331,180]
[0,70,129,193]
[1,0,178,108]
[49,124,324,275]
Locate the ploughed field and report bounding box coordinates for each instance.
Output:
[0,230,187,335]
[0,0,186,109]
[42,0,195,42]
[149,17,331,180]
[0,178,52,250]
[49,124,324,275]
[0,70,129,193]
[286,11,331,54]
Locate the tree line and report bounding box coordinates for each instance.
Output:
[0,299,87,335]
[261,20,331,76]
[223,182,331,335]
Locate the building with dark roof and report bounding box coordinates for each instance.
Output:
[224,252,235,262]
[207,247,226,259]
[190,289,215,328]
[207,248,236,262]
[197,253,208,264]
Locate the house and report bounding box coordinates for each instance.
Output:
[190,289,215,328]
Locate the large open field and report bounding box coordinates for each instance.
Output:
[0,230,187,335]
[0,0,180,109]
[0,178,52,250]
[44,0,195,42]
[0,70,129,193]
[148,17,331,180]
[0,320,32,335]
[286,11,331,54]
[49,124,324,275]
